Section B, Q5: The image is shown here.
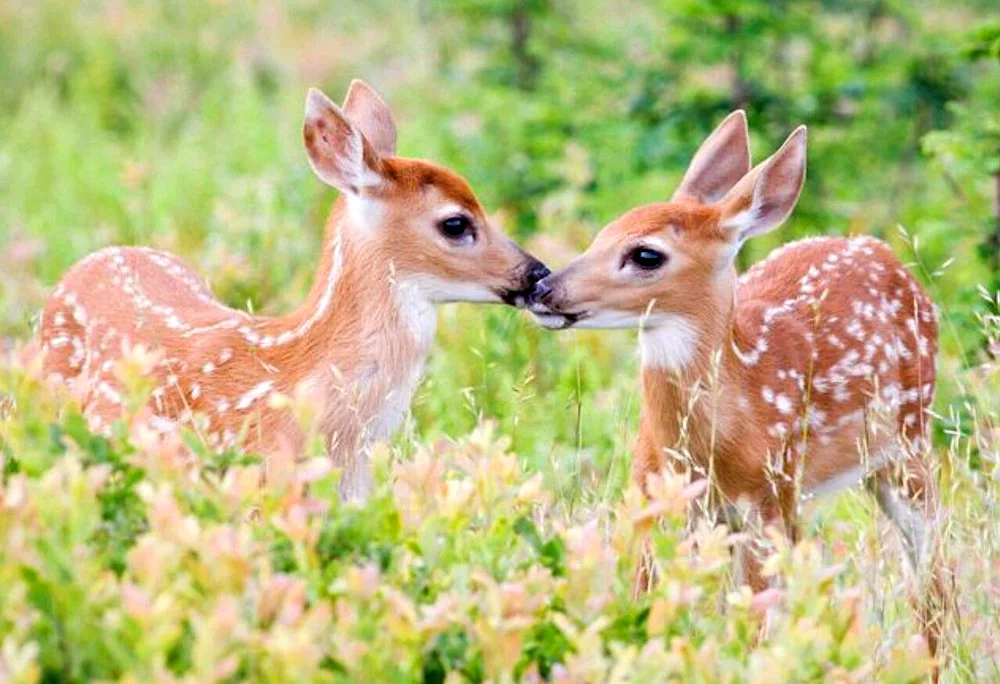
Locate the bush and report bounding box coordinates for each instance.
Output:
[0,347,945,682]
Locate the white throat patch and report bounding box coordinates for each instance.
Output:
[640,315,699,371]
[393,277,439,350]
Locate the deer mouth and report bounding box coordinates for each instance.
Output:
[498,287,536,308]
[528,304,585,330]
[499,260,553,308]
[534,312,580,330]
[524,279,585,328]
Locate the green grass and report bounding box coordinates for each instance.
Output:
[1,1,999,681]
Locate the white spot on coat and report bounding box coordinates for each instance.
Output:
[235,381,275,410]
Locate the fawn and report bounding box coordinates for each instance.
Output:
[39,80,549,500]
[530,113,946,662]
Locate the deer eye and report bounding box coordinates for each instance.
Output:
[625,247,667,271]
[438,215,475,244]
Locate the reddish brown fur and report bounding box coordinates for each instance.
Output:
[536,119,946,669]
[630,234,937,528]
[627,232,944,667]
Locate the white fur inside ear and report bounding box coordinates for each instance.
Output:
[305,89,384,194]
[721,208,759,240]
[721,174,774,241]
[352,155,386,190]
[721,128,806,243]
[334,126,382,191]
[640,315,699,371]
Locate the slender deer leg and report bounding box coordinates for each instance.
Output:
[723,504,767,593]
[631,491,702,598]
[779,446,802,547]
[337,453,373,501]
[868,455,947,680]
[735,535,770,594]
[869,474,926,568]
[726,500,789,644]
[738,445,799,595]
[632,541,656,599]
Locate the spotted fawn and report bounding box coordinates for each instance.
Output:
[40,80,549,500]
[531,112,944,664]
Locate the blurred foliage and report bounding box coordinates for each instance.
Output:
[1,0,998,343]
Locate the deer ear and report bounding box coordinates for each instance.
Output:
[719,126,807,243]
[342,79,397,158]
[672,110,751,204]
[303,88,385,195]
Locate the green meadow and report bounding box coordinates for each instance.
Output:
[1,1,998,681]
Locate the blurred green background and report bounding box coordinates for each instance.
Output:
[1,0,998,500]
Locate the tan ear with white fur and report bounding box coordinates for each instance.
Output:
[342,79,397,158]
[672,110,751,204]
[719,126,807,242]
[303,88,385,195]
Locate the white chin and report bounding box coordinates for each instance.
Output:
[508,294,530,309]
[405,277,501,304]
[532,313,573,330]
[441,283,502,303]
[570,311,641,329]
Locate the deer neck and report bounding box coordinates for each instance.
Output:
[638,274,745,461]
[251,199,437,428]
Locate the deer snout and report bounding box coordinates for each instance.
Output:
[526,274,580,329]
[525,260,551,286]
[527,278,552,305]
[499,257,551,308]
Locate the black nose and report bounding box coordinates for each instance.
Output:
[525,260,551,284]
[529,279,552,303]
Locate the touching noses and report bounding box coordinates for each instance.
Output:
[528,275,553,304]
[501,257,551,308]
[525,260,551,287]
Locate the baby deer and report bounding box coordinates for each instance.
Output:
[40,80,549,500]
[531,113,945,661]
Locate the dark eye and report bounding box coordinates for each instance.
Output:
[626,247,667,270]
[438,215,475,243]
